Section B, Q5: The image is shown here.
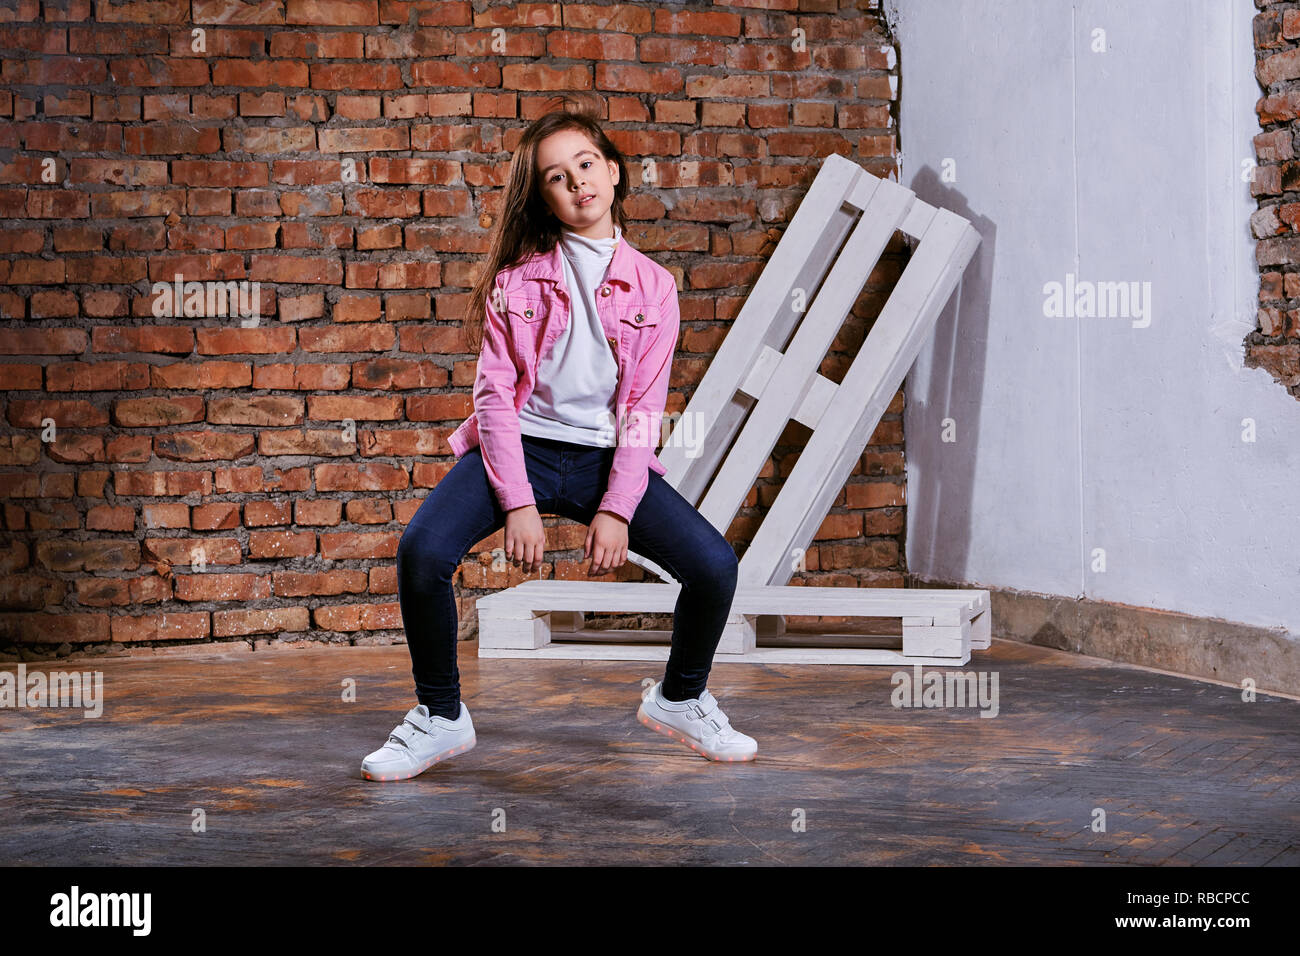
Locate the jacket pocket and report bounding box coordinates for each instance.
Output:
[505,294,547,365]
[618,304,661,330]
[615,304,661,371]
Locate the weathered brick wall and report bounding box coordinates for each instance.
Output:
[1253,0,1300,392]
[0,0,906,661]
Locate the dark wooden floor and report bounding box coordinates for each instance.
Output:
[1,638,1297,865]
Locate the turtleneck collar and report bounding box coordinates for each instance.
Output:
[559,222,621,259]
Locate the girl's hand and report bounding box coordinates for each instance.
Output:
[585,510,628,574]
[504,504,545,573]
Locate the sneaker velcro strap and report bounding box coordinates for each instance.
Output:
[387,724,422,749]
[688,699,718,721]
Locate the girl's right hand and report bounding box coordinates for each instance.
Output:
[504,504,545,573]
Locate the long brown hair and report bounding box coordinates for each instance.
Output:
[463,91,631,354]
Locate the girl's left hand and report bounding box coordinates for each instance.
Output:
[585,511,628,574]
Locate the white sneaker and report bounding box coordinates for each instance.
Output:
[636,681,757,762]
[361,703,476,781]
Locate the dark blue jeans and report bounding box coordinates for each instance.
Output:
[396,434,739,720]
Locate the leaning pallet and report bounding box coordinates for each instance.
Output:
[477,153,987,666]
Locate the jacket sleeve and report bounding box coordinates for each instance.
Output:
[474,277,536,512]
[598,279,680,522]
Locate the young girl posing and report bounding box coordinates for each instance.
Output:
[362,95,757,781]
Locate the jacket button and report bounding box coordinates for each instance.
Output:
[635,313,644,323]
[607,336,616,346]
[600,287,610,296]
[524,308,533,318]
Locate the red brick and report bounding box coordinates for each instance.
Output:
[351,356,447,390]
[129,574,172,604]
[26,473,74,501]
[243,499,292,527]
[154,430,257,462]
[295,499,343,526]
[211,606,309,637]
[211,59,309,88]
[248,254,343,285]
[311,63,403,90]
[174,573,272,602]
[319,530,400,559]
[114,469,213,497]
[368,565,396,593]
[247,530,317,559]
[251,363,350,391]
[23,499,77,529]
[298,324,396,352]
[286,0,379,27]
[258,428,355,457]
[0,434,43,463]
[314,462,408,491]
[863,510,904,536]
[359,429,443,457]
[307,394,403,421]
[844,482,905,509]
[0,540,31,573]
[814,512,863,541]
[7,398,109,428]
[112,396,205,427]
[77,471,113,497]
[313,601,401,631]
[345,498,392,524]
[316,127,409,153]
[92,326,193,355]
[86,504,135,531]
[405,393,470,421]
[206,396,305,426]
[74,576,131,608]
[143,537,242,567]
[141,502,190,529]
[213,465,311,494]
[34,538,141,572]
[0,364,43,390]
[192,502,242,530]
[0,571,66,609]
[272,569,368,596]
[0,611,110,644]
[111,613,210,642]
[195,327,296,356]
[46,361,150,391]
[151,361,253,390]
[104,437,150,463]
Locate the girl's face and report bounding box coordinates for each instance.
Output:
[536,128,619,240]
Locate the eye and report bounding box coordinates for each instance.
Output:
[547,161,593,184]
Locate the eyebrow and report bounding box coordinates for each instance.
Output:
[540,149,599,176]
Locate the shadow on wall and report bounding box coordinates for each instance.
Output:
[904,164,997,583]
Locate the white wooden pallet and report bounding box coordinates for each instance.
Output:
[477,153,986,665]
[478,580,990,666]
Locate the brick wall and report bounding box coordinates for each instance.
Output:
[1254,0,1300,393]
[0,0,906,661]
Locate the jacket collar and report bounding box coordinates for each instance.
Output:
[515,225,635,289]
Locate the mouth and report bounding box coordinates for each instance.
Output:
[576,194,595,207]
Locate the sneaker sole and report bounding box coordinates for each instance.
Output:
[637,706,756,762]
[360,735,477,781]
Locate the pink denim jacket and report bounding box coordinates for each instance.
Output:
[446,233,678,523]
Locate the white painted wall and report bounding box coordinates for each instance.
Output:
[889,0,1300,633]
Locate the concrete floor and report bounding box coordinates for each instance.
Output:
[1,637,1297,865]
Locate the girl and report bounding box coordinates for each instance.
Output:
[361,93,757,781]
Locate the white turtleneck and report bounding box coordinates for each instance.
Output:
[517,223,621,447]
